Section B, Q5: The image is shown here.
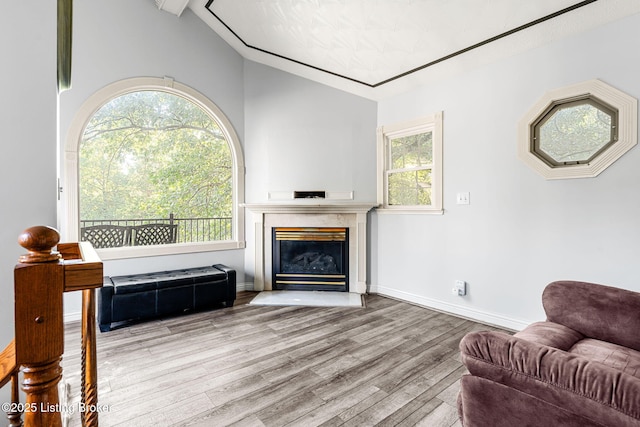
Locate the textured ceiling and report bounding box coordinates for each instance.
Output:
[180,0,640,99]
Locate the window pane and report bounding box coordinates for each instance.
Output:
[390,131,432,169]
[538,102,614,164]
[388,169,432,206]
[79,90,233,246]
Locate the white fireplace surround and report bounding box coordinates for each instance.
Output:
[244,202,377,294]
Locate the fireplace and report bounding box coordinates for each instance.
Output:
[272,227,348,291]
[243,202,377,294]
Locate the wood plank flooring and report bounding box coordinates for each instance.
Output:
[61,292,507,427]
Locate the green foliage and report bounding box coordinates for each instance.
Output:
[80,90,232,223]
[539,103,613,163]
[387,131,433,206]
[388,169,432,206]
[390,132,432,169]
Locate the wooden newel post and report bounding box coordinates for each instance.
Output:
[15,225,64,427]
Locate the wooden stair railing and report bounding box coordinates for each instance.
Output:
[0,340,16,391]
[0,226,103,427]
[0,340,21,426]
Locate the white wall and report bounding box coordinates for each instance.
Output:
[373,13,640,330]
[58,0,247,317]
[242,61,378,281]
[0,0,57,409]
[243,61,378,203]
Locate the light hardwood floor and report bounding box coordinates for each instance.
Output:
[61,292,506,427]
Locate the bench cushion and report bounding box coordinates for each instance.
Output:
[110,266,227,294]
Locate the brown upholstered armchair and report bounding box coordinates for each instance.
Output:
[458,281,640,427]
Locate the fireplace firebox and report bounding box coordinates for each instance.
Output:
[272,227,348,291]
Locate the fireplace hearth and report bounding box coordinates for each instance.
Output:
[272,227,348,291]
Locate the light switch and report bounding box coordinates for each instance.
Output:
[456,192,470,205]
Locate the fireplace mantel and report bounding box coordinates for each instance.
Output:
[242,202,377,214]
[243,202,377,294]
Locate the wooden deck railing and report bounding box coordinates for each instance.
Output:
[0,226,103,427]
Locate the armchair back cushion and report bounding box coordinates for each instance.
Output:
[543,281,640,352]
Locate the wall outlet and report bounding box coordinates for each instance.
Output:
[452,280,466,296]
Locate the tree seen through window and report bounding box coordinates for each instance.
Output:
[79,90,233,246]
[387,132,433,206]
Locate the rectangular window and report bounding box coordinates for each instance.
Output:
[377,112,443,213]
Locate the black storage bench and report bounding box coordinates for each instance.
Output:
[98,264,235,332]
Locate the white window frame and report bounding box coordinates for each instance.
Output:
[376,112,443,214]
[64,76,245,260]
[518,79,637,179]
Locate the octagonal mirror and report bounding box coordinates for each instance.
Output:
[519,80,637,179]
[532,95,618,167]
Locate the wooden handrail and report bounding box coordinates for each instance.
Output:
[58,241,103,292]
[0,340,16,389]
[5,226,103,427]
[0,340,22,427]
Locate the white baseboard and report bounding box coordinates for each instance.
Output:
[371,284,530,331]
[237,282,252,291]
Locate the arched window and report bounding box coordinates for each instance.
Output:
[65,77,245,259]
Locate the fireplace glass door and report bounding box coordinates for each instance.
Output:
[272,227,348,291]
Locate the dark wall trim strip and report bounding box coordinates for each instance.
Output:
[205,0,598,88]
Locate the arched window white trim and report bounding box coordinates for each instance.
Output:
[64,76,245,259]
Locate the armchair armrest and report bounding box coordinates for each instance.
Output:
[513,321,584,351]
[543,281,640,351]
[460,330,640,425]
